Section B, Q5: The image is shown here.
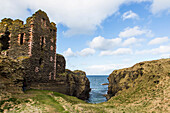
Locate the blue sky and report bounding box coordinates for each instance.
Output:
[0,0,170,75]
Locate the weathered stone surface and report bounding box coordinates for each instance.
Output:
[28,54,91,100]
[55,54,90,100]
[0,55,24,101]
[0,10,90,100]
[0,10,57,85]
[56,54,66,73]
[107,58,170,99]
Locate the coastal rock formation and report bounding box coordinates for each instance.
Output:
[0,55,24,100]
[56,69,91,100]
[55,54,90,100]
[0,10,90,100]
[0,54,90,101]
[55,54,90,99]
[107,58,170,99]
[27,54,90,100]
[28,69,91,100]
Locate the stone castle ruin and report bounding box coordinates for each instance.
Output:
[0,10,57,83]
[0,10,90,100]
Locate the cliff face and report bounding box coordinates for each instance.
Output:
[107,58,170,99]
[56,70,90,100]
[55,54,90,100]
[0,54,90,101]
[0,55,24,101]
[27,54,90,100]
[0,10,90,101]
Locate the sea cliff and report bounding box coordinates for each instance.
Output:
[0,57,169,112]
[0,54,90,100]
[107,58,170,99]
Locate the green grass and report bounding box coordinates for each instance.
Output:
[53,92,86,104]
[25,90,65,112]
[1,77,169,113]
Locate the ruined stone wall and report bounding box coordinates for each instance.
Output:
[0,55,24,101]
[56,54,66,73]
[0,10,57,85]
[0,18,30,57]
[22,10,57,85]
[0,10,90,100]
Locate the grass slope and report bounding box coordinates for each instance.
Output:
[1,79,169,113]
[0,59,169,113]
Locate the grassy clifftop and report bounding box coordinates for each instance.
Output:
[107,58,170,112]
[0,58,170,112]
[0,89,105,113]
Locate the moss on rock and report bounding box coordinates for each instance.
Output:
[0,55,24,101]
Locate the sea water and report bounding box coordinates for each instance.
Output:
[87,75,109,103]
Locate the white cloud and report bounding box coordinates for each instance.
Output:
[0,0,128,36]
[86,64,115,75]
[122,10,139,20]
[0,0,30,20]
[151,0,170,14]
[2,0,170,36]
[136,45,170,55]
[89,36,122,50]
[119,26,153,38]
[152,45,170,54]
[63,48,95,57]
[122,37,138,46]
[78,48,95,56]
[100,48,133,56]
[0,0,154,36]
[148,36,169,45]
[160,54,170,58]
[63,48,75,57]
[85,63,133,75]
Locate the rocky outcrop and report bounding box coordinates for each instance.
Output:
[28,69,90,100]
[56,69,90,100]
[55,54,90,100]
[0,10,90,101]
[0,54,90,101]
[107,58,170,99]
[0,55,24,100]
[28,54,90,100]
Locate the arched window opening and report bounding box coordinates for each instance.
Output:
[41,18,46,27]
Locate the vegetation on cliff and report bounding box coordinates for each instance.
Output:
[107,58,170,112]
[0,55,169,112]
[0,55,91,112]
[0,55,24,101]
[56,54,90,100]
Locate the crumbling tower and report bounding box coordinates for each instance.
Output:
[0,10,57,86]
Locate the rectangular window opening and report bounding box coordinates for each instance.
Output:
[20,33,24,45]
[41,36,44,50]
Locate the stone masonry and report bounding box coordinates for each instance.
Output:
[0,10,90,100]
[0,10,57,87]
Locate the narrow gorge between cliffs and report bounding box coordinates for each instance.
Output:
[87,75,109,103]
